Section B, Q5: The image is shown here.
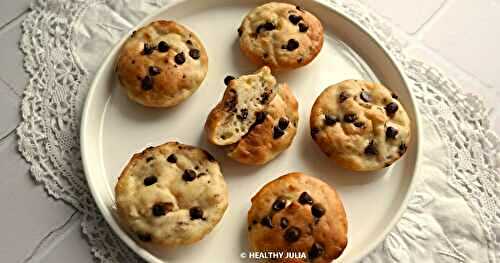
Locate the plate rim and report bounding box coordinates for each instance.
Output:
[80,0,423,262]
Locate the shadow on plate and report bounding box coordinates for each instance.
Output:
[230,38,261,75]
[110,76,199,123]
[297,127,390,187]
[239,216,250,255]
[195,128,268,178]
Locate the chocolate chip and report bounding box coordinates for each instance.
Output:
[343,113,357,123]
[311,127,320,138]
[308,243,325,259]
[141,76,154,91]
[224,75,235,85]
[131,31,136,38]
[386,127,399,139]
[189,207,204,220]
[360,91,372,102]
[272,197,287,211]
[280,218,289,229]
[354,122,365,128]
[364,141,378,155]
[284,39,299,51]
[399,143,408,155]
[298,192,314,205]
[167,154,177,163]
[131,60,135,64]
[238,27,243,37]
[143,43,154,55]
[284,227,301,243]
[256,22,276,34]
[204,151,216,162]
[324,115,337,126]
[278,118,289,130]
[137,233,152,242]
[273,126,285,139]
[385,102,399,116]
[392,93,399,99]
[339,91,349,102]
[143,176,157,186]
[148,66,161,76]
[297,57,303,63]
[255,112,267,125]
[311,204,325,218]
[289,14,302,25]
[152,203,166,217]
[174,52,186,65]
[224,89,237,111]
[157,41,169,52]
[252,219,258,225]
[146,157,155,162]
[248,226,252,231]
[237,109,248,121]
[296,5,303,11]
[260,92,271,104]
[260,215,273,228]
[298,23,309,32]
[186,40,192,45]
[189,49,200,60]
[182,169,197,182]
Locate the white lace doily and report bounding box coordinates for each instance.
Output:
[18,0,500,262]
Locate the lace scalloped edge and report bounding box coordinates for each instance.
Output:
[405,59,500,262]
[17,0,136,261]
[333,0,500,260]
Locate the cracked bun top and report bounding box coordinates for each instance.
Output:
[115,142,228,247]
[310,80,411,171]
[238,2,324,70]
[248,173,348,263]
[116,20,208,107]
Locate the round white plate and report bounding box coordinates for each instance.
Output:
[81,0,421,262]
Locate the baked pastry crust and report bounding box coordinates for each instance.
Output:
[238,2,324,70]
[205,66,299,165]
[227,82,298,165]
[310,80,411,171]
[115,142,228,247]
[248,173,348,262]
[116,20,208,107]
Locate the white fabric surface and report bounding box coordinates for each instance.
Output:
[17,0,500,262]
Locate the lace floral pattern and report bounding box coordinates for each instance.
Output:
[18,0,499,262]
